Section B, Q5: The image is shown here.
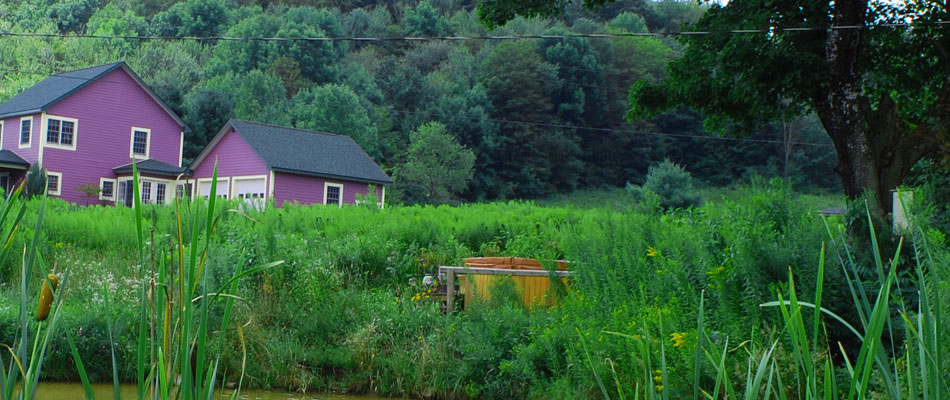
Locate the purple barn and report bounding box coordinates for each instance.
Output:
[188,120,391,208]
[0,62,188,205]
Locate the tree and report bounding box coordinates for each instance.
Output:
[401,122,476,204]
[628,0,947,214]
[477,0,949,213]
[481,41,583,197]
[290,84,381,159]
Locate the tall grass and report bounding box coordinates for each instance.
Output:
[63,163,282,400]
[0,184,66,400]
[597,202,949,399]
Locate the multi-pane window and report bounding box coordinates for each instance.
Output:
[141,181,152,204]
[20,119,31,145]
[176,183,193,198]
[47,174,60,195]
[101,180,115,199]
[46,118,75,146]
[156,183,166,203]
[325,185,341,206]
[132,130,148,156]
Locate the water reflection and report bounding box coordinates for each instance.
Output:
[33,383,406,400]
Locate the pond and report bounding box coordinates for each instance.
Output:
[32,383,406,400]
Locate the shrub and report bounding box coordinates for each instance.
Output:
[24,163,47,199]
[642,159,702,209]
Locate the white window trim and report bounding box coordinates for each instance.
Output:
[323,182,343,207]
[43,114,78,151]
[19,117,32,148]
[99,178,117,200]
[47,171,62,196]
[197,177,230,199]
[0,120,4,150]
[129,127,151,159]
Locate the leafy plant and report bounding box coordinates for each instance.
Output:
[641,159,702,210]
[23,164,46,200]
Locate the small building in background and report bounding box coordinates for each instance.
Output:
[188,120,391,208]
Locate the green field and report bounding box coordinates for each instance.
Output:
[1,180,947,399]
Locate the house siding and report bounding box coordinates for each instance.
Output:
[272,171,384,208]
[3,114,41,161]
[191,129,268,180]
[40,68,183,205]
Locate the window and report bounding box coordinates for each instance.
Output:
[130,128,150,158]
[0,121,4,149]
[324,183,343,207]
[100,178,116,200]
[47,172,62,196]
[141,181,152,204]
[156,183,166,204]
[117,180,134,206]
[20,118,31,146]
[176,182,193,199]
[45,116,77,149]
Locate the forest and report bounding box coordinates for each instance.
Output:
[0,0,841,205]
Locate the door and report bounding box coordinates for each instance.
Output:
[233,177,266,208]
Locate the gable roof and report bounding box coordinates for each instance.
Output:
[0,150,29,169]
[193,120,392,185]
[0,62,190,131]
[113,159,190,177]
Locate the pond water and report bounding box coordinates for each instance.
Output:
[32,383,406,400]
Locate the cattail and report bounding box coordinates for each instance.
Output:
[36,274,58,322]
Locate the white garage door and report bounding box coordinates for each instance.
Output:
[234,177,266,207]
[198,178,229,199]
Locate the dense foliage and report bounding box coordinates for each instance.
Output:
[3,180,945,398]
[626,0,950,214]
[0,0,842,204]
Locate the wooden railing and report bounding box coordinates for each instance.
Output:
[438,265,571,313]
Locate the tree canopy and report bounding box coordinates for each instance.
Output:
[627,0,949,212]
[0,0,844,204]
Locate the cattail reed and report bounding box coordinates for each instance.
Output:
[37,273,58,321]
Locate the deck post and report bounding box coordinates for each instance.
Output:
[445,268,456,313]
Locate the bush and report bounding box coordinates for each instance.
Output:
[639,159,702,209]
[24,163,47,199]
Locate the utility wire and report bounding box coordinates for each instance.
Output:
[0,66,832,147]
[0,19,948,42]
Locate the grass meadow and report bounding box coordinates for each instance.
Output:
[1,178,947,399]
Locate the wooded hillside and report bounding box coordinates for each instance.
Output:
[0,0,841,203]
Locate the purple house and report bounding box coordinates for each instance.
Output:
[0,62,188,205]
[189,120,392,208]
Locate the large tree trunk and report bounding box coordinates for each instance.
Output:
[818,0,927,216]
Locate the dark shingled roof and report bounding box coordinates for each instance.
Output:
[0,63,123,119]
[0,150,29,168]
[227,120,392,185]
[114,159,189,177]
[0,62,189,131]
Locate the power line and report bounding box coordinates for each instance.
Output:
[0,19,948,42]
[0,65,832,147]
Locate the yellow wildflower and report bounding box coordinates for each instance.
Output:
[647,246,659,257]
[669,332,687,348]
[706,265,726,276]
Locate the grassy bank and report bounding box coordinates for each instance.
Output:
[1,180,946,399]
